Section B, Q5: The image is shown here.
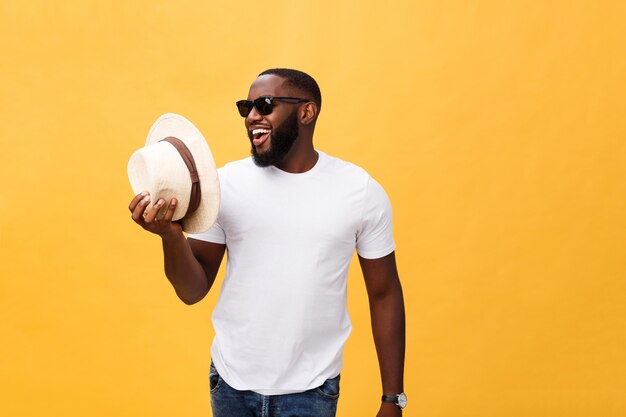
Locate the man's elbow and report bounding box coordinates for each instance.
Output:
[176,287,208,305]
[180,296,200,306]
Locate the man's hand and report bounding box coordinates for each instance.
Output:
[377,402,402,417]
[128,191,182,238]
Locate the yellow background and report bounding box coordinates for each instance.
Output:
[1,1,625,416]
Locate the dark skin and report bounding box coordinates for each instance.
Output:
[129,74,406,416]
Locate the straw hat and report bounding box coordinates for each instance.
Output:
[127,113,220,234]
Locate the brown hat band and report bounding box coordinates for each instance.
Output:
[159,136,201,217]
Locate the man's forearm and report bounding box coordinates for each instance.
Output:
[161,232,209,305]
[369,284,406,394]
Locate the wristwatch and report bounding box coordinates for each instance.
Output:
[382,392,407,409]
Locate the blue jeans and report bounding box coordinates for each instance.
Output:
[209,361,340,417]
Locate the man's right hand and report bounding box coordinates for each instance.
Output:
[128,191,182,238]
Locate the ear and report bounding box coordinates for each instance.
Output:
[300,102,318,126]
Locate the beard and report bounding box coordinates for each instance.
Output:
[249,111,299,167]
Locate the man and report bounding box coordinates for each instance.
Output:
[128,68,406,417]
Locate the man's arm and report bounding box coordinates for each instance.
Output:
[163,234,225,305]
[359,251,406,416]
[129,192,226,305]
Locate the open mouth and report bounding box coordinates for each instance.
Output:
[251,128,271,146]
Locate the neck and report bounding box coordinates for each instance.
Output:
[274,136,318,173]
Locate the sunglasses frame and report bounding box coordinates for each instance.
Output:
[236,96,310,117]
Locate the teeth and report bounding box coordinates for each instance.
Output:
[252,128,271,135]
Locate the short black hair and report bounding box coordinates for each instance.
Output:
[258,68,322,112]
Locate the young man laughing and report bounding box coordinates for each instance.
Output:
[129,69,406,417]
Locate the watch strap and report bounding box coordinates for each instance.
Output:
[382,392,407,409]
[382,394,399,403]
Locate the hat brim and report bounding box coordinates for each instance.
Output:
[132,113,220,234]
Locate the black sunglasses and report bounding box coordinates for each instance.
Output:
[236,96,309,117]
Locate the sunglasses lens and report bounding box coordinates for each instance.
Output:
[236,101,253,117]
[236,97,275,117]
[254,97,274,116]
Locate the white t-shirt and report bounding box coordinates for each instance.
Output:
[188,150,395,395]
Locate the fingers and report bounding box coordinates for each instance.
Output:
[143,198,165,223]
[129,191,149,213]
[131,193,151,221]
[162,198,178,222]
[129,193,178,235]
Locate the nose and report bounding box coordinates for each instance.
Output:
[246,106,263,124]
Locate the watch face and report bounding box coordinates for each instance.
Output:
[397,393,407,408]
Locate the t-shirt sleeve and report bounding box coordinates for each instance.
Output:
[187,218,226,244]
[356,176,396,259]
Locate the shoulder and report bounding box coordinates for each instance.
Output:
[218,156,254,172]
[319,152,392,205]
[217,156,257,178]
[318,151,371,182]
